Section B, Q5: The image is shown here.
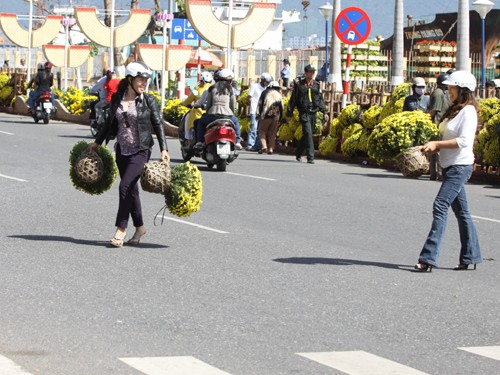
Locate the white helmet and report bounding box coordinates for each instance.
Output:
[260,72,272,83]
[442,70,476,91]
[269,81,281,88]
[125,61,152,79]
[218,68,234,80]
[412,77,426,87]
[200,71,213,83]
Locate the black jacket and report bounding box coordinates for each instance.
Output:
[95,91,168,152]
[287,77,326,116]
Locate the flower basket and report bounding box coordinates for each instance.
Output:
[395,146,429,178]
[141,160,171,194]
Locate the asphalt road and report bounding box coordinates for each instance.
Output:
[0,113,499,375]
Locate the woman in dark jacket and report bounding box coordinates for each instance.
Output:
[88,62,170,247]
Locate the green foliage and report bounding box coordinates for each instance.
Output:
[69,141,118,195]
[319,135,338,156]
[367,110,437,162]
[165,162,203,217]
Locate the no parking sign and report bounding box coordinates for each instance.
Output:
[335,7,371,45]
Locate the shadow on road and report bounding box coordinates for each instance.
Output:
[8,234,168,249]
[273,256,409,270]
[342,172,403,179]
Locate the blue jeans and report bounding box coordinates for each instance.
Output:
[29,89,55,108]
[231,115,241,144]
[418,164,482,267]
[247,113,261,149]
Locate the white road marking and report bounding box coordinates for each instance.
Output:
[0,173,28,182]
[459,346,500,361]
[472,215,500,224]
[0,355,34,375]
[119,356,232,375]
[0,130,14,135]
[155,216,229,234]
[297,351,430,375]
[225,172,276,181]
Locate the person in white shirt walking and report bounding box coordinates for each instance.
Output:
[246,73,272,151]
[415,71,482,272]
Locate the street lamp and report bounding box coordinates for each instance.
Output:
[155,11,174,113]
[318,2,333,82]
[473,0,494,96]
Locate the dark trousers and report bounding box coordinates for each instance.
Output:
[115,144,151,229]
[296,112,316,161]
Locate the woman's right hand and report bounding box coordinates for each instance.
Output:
[87,142,98,153]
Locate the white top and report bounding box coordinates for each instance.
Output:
[90,76,108,101]
[248,82,266,114]
[438,104,477,168]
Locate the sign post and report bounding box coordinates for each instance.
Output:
[334,7,371,109]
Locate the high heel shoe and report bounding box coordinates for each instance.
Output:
[128,228,146,245]
[414,262,433,272]
[453,264,477,271]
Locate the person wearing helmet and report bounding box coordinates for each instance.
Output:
[428,73,451,181]
[403,77,430,112]
[256,81,283,155]
[27,61,55,111]
[246,72,273,150]
[415,70,482,272]
[281,59,291,88]
[93,69,119,118]
[286,64,329,164]
[88,61,170,248]
[89,70,114,120]
[180,71,213,140]
[193,68,237,150]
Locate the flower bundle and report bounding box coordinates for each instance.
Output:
[164,162,203,217]
[361,104,382,130]
[54,87,94,115]
[379,83,411,120]
[319,135,339,156]
[367,110,437,162]
[341,123,368,157]
[69,141,118,195]
[474,98,500,167]
[163,98,189,125]
[237,88,249,108]
[337,104,361,132]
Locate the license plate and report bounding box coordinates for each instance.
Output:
[217,142,231,155]
[44,102,53,109]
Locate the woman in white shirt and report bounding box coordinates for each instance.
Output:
[415,71,482,272]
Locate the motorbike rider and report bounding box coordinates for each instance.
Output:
[28,62,55,112]
[95,70,120,114]
[89,69,113,120]
[180,71,213,140]
[193,69,241,150]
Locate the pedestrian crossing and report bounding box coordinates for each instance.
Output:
[2,346,500,374]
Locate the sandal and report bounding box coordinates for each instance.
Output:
[109,230,126,248]
[453,264,477,271]
[128,228,146,246]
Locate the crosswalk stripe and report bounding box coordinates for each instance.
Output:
[0,355,34,375]
[119,356,232,375]
[459,346,500,361]
[297,351,430,375]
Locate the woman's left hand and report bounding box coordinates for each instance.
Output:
[421,141,439,154]
[161,150,170,163]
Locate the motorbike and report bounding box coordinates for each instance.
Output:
[32,91,53,124]
[90,101,109,138]
[179,112,239,172]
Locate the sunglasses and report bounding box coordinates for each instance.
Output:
[122,111,131,128]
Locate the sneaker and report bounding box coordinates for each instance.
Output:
[235,143,242,150]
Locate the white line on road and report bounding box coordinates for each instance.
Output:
[0,173,28,182]
[0,130,14,135]
[119,356,232,375]
[0,355,34,375]
[155,216,229,234]
[472,215,500,224]
[297,351,430,375]
[225,172,276,181]
[459,346,500,361]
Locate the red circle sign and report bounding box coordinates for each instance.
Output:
[334,7,372,45]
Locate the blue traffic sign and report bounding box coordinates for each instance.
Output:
[334,7,371,45]
[171,18,202,41]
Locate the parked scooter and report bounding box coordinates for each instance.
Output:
[32,91,53,124]
[179,113,239,172]
[90,102,109,138]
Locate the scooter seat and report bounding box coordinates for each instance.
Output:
[206,118,235,129]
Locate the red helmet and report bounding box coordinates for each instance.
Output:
[44,62,53,70]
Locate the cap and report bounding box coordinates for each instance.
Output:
[304,64,316,72]
[412,77,426,87]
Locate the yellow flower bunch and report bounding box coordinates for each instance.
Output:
[367,110,437,162]
[163,98,189,125]
[329,118,342,137]
[238,88,249,108]
[341,123,367,157]
[0,86,13,106]
[380,83,411,121]
[0,72,10,89]
[474,100,500,167]
[361,105,382,130]
[54,87,94,115]
[337,104,361,131]
[238,116,250,134]
[319,135,339,156]
[478,97,500,124]
[165,162,203,217]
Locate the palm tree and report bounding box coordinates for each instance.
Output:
[456,0,470,71]
[391,0,404,85]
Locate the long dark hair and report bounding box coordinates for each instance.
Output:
[116,77,130,93]
[442,87,478,121]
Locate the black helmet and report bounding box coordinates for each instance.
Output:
[437,73,449,86]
